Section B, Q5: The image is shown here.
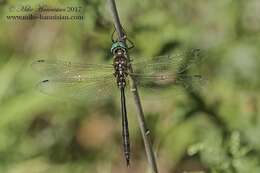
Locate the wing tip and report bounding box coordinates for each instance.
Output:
[31,59,46,69]
[36,59,45,63]
[42,79,49,83]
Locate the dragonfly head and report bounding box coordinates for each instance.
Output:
[111,41,127,55]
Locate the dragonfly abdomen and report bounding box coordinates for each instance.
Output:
[120,87,130,166]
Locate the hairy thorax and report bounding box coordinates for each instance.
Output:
[113,49,129,88]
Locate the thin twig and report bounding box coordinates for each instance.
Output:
[107,0,159,172]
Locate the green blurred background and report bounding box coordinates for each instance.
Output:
[0,0,260,173]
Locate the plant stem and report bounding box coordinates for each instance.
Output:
[107,0,159,172]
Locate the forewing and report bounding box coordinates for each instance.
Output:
[32,59,113,79]
[130,49,202,75]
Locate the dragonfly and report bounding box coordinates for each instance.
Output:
[32,41,203,166]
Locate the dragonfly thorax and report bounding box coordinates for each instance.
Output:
[113,49,129,88]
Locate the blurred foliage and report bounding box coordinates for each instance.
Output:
[0,0,260,173]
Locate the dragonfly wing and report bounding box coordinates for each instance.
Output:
[129,73,205,91]
[130,49,202,75]
[32,59,113,78]
[37,74,118,101]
